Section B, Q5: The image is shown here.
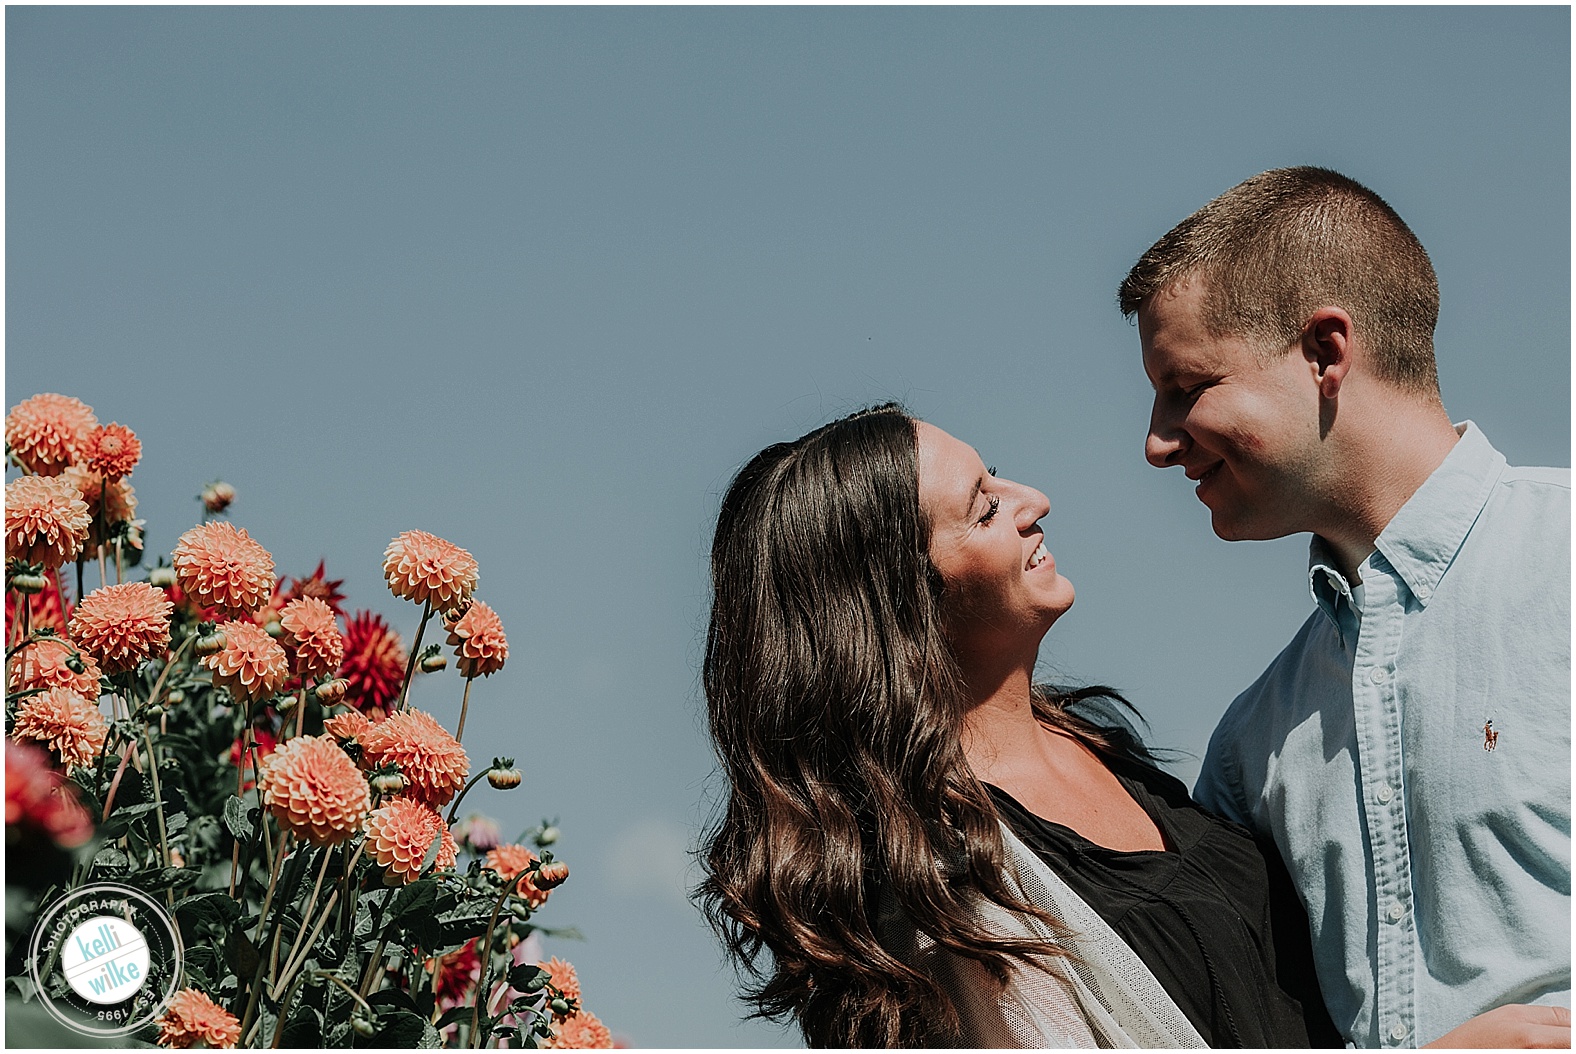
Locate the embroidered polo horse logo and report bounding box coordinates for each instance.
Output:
[1482,719,1499,752]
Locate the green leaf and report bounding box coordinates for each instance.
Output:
[385,878,437,928]
[91,845,130,874]
[224,929,262,978]
[282,1005,323,1047]
[124,866,201,894]
[174,891,242,940]
[96,800,159,838]
[222,794,253,840]
[434,1006,474,1030]
[508,964,549,993]
[371,1008,430,1047]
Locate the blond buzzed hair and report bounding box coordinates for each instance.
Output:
[1118,167,1441,393]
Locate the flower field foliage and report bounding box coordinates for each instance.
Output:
[4,393,614,1048]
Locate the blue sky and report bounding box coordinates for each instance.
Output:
[7,7,1568,1046]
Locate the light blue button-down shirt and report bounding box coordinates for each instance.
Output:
[1194,423,1571,1048]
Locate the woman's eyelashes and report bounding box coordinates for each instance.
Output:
[979,494,1001,525]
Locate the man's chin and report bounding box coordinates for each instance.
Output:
[1208,507,1293,543]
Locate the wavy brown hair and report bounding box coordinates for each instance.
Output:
[697,404,1148,1047]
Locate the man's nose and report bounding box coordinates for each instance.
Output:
[1145,402,1188,468]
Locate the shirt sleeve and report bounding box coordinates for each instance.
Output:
[1193,713,1253,830]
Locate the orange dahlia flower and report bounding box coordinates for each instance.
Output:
[81,422,141,480]
[59,465,140,559]
[484,844,551,909]
[7,636,102,700]
[200,620,289,704]
[4,393,97,476]
[279,596,344,678]
[324,709,373,741]
[171,521,275,619]
[339,611,406,716]
[540,957,582,1004]
[155,987,241,1048]
[545,1011,614,1049]
[383,530,478,613]
[365,796,458,884]
[12,687,108,770]
[258,734,371,846]
[67,582,173,673]
[5,475,91,569]
[359,709,469,808]
[446,599,508,678]
[6,741,94,848]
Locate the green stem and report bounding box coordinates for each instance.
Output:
[395,604,433,712]
[445,769,492,826]
[456,675,475,742]
[141,729,170,871]
[470,870,528,1047]
[358,937,389,997]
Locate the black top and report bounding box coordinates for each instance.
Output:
[988,757,1341,1048]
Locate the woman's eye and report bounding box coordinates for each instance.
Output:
[979,495,1000,525]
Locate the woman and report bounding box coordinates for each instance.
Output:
[697,404,1339,1048]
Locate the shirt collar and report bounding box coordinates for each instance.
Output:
[1307,421,1503,610]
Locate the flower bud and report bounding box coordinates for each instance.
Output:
[148,566,177,588]
[372,771,405,796]
[536,825,560,847]
[351,1011,377,1038]
[488,766,522,791]
[201,481,236,514]
[166,688,186,705]
[263,620,284,639]
[420,653,448,673]
[9,570,46,595]
[549,998,571,1017]
[275,693,298,714]
[536,861,569,889]
[195,629,227,657]
[143,703,165,720]
[314,678,348,703]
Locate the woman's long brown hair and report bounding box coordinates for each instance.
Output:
[697,404,1144,1046]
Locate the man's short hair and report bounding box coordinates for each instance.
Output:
[1118,167,1440,393]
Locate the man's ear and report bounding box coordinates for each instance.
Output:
[1302,307,1354,400]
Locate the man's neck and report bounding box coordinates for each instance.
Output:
[1317,401,1461,582]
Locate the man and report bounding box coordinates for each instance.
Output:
[1119,167,1570,1048]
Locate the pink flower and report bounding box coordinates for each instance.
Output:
[81,422,141,480]
[447,599,508,678]
[156,988,241,1048]
[5,741,93,847]
[171,521,276,619]
[383,530,478,613]
[5,475,91,569]
[200,620,289,704]
[258,734,371,846]
[67,582,173,673]
[365,796,458,884]
[279,596,344,678]
[359,709,469,808]
[11,687,108,770]
[4,393,97,476]
[7,636,102,700]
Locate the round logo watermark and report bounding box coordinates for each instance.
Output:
[28,883,184,1037]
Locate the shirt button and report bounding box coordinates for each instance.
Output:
[1377,784,1394,804]
[1370,667,1389,685]
[1387,901,1406,922]
[1390,1023,1408,1041]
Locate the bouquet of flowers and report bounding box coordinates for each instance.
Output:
[4,393,612,1048]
